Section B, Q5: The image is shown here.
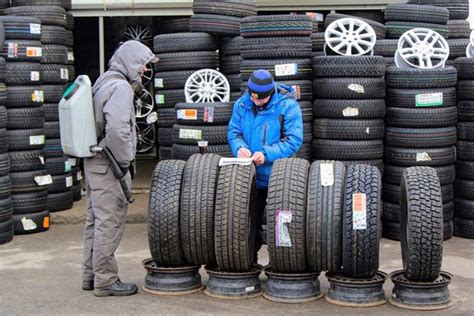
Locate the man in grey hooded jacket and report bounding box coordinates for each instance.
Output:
[82,40,158,297]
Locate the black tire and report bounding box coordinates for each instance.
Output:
[306,160,345,273]
[156,107,175,127]
[11,0,72,10]
[43,103,59,121]
[454,179,474,201]
[408,0,469,20]
[227,73,241,92]
[241,37,312,59]
[215,164,257,272]
[157,127,173,146]
[385,106,457,128]
[5,6,67,28]
[373,39,398,57]
[12,210,50,235]
[0,106,6,129]
[158,146,173,161]
[5,62,43,85]
[172,144,232,160]
[156,51,219,72]
[0,218,13,245]
[384,164,455,186]
[148,160,186,266]
[48,190,73,212]
[219,54,242,74]
[454,198,474,220]
[8,129,45,151]
[45,156,68,176]
[312,119,384,140]
[41,25,66,45]
[7,107,45,130]
[456,141,474,161]
[457,122,474,141]
[47,172,72,194]
[299,101,313,123]
[312,56,386,78]
[0,16,42,40]
[175,102,232,125]
[1,40,42,62]
[43,84,67,103]
[6,86,44,108]
[342,164,381,278]
[386,87,457,108]
[0,197,13,223]
[454,218,474,239]
[219,36,242,56]
[9,150,45,172]
[385,21,448,39]
[385,66,457,89]
[153,32,218,54]
[0,152,9,176]
[338,10,385,24]
[384,219,453,241]
[457,80,474,100]
[456,160,474,181]
[384,182,453,205]
[242,80,313,102]
[43,64,69,84]
[180,153,220,266]
[44,137,63,158]
[447,20,471,39]
[384,146,456,167]
[10,169,48,193]
[310,32,325,52]
[294,143,312,161]
[0,174,11,199]
[72,184,81,202]
[267,158,309,273]
[241,59,312,81]
[313,99,386,119]
[241,15,312,38]
[0,128,7,154]
[154,70,198,90]
[156,17,190,34]
[400,167,443,282]
[44,121,61,138]
[384,4,449,24]
[0,83,5,107]
[42,44,68,64]
[312,139,383,160]
[324,13,386,40]
[67,64,75,82]
[66,12,74,31]
[172,124,228,145]
[448,39,471,60]
[193,0,257,18]
[458,101,474,122]
[454,57,474,80]
[190,14,241,36]
[64,30,73,48]
[313,77,385,99]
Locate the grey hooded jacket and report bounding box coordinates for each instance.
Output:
[92,40,157,168]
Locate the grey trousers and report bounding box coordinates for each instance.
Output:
[82,157,131,288]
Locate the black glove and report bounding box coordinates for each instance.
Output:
[129,159,136,180]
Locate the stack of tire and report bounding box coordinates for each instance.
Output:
[311,32,325,58]
[1,16,50,235]
[383,66,458,241]
[153,32,219,161]
[219,36,242,102]
[312,56,386,171]
[408,0,471,64]
[190,0,256,37]
[7,3,74,213]
[66,12,75,83]
[453,58,474,239]
[240,15,314,161]
[376,4,449,65]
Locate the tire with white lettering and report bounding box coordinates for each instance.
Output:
[12,210,50,235]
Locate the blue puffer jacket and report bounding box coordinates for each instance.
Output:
[228,84,303,188]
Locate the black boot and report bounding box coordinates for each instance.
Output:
[82,280,94,291]
[93,279,138,297]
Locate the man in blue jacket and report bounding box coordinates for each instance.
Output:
[228,69,303,262]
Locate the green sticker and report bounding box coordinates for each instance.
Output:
[416,93,443,107]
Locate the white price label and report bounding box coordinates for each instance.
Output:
[26,47,42,58]
[416,152,432,162]
[204,107,214,123]
[366,127,370,134]
[219,158,253,167]
[31,71,40,82]
[32,90,44,103]
[179,129,202,140]
[39,156,45,165]
[177,109,197,121]
[342,107,359,117]
[21,217,37,231]
[154,78,164,88]
[30,23,41,34]
[77,171,83,181]
[352,193,367,230]
[276,210,292,247]
[416,93,443,107]
[348,84,365,94]
[8,42,18,58]
[274,63,298,77]
[64,161,72,172]
[66,176,73,188]
[30,135,45,145]
[155,94,165,104]
[320,163,334,186]
[245,286,255,292]
[35,174,53,186]
[60,68,69,80]
[68,51,75,62]
[67,158,77,166]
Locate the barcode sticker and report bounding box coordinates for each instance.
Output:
[276,210,292,247]
[179,129,202,140]
[30,23,41,34]
[60,68,69,80]
[154,78,163,88]
[66,176,73,188]
[177,109,197,120]
[26,47,42,57]
[31,71,40,82]
[352,193,367,230]
[21,217,37,231]
[32,90,44,102]
[275,63,298,77]
[320,163,334,186]
[30,135,45,145]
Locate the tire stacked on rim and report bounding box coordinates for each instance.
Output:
[453,58,474,239]
[153,32,219,161]
[191,0,257,37]
[1,15,51,235]
[376,4,449,66]
[7,4,73,213]
[240,14,313,161]
[219,36,242,102]
[383,66,458,241]
[312,56,386,171]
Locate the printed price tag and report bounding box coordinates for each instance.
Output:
[35,174,53,186]
[348,84,365,94]
[30,71,40,82]
[352,193,367,230]
[64,161,72,173]
[60,68,69,80]
[21,217,37,231]
[219,158,253,167]
[26,47,42,58]
[155,94,165,104]
[30,23,41,34]
[320,163,334,186]
[8,42,18,58]
[66,176,73,188]
[276,210,292,247]
[245,286,255,292]
[77,171,83,181]
[179,128,202,140]
[67,158,77,167]
[343,107,359,117]
[291,85,301,100]
[204,107,214,123]
[68,51,75,62]
[154,78,164,88]
[177,109,197,121]
[416,93,443,107]
[32,90,44,102]
[30,135,45,145]
[416,152,432,162]
[275,63,298,77]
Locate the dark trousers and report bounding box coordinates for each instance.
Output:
[254,188,268,262]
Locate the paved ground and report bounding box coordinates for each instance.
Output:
[1,223,473,315]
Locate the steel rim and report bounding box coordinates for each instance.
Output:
[397,28,449,69]
[136,121,155,153]
[123,24,153,46]
[185,69,230,103]
[134,88,155,118]
[324,18,376,56]
[141,63,154,86]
